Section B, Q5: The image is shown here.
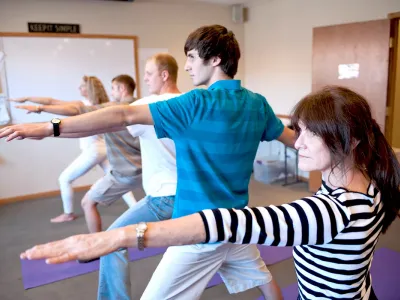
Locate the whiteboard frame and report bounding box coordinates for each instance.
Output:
[0,32,141,127]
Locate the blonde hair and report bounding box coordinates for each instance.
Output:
[149,53,179,83]
[83,76,110,105]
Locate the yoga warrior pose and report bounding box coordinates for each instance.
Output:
[12,75,141,232]
[3,25,297,299]
[16,86,400,300]
[11,76,113,223]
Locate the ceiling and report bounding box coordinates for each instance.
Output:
[188,0,253,4]
[134,0,255,5]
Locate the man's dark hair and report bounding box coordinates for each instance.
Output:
[184,25,241,78]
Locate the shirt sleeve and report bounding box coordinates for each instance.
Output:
[148,91,196,139]
[126,100,149,137]
[198,195,351,246]
[260,98,285,142]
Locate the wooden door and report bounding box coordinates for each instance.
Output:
[388,17,400,148]
[309,19,391,192]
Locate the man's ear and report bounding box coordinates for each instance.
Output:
[161,70,169,82]
[210,56,221,67]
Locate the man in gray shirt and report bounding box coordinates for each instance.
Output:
[78,75,142,234]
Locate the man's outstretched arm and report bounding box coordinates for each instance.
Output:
[0,104,153,141]
[59,104,153,134]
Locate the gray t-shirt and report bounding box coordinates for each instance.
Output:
[80,97,142,177]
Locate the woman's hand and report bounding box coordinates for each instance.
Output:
[20,229,128,264]
[15,105,42,114]
[9,97,28,103]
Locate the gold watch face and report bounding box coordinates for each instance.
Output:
[51,118,61,124]
[137,223,147,231]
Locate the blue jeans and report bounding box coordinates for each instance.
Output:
[97,195,175,300]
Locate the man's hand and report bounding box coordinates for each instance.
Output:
[15,105,41,114]
[277,126,296,149]
[20,229,128,264]
[0,123,52,141]
[9,97,28,103]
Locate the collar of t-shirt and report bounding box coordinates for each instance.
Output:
[120,96,136,104]
[208,79,241,91]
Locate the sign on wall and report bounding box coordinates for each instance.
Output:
[338,63,360,80]
[28,22,80,34]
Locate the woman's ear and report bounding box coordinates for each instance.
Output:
[352,139,360,150]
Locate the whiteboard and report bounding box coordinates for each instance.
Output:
[0,48,10,125]
[1,36,138,124]
[0,94,10,125]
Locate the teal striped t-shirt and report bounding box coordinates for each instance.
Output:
[149,80,284,219]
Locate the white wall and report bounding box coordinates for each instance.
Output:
[0,0,245,199]
[4,0,397,199]
[245,0,400,179]
[244,0,400,115]
[244,0,400,114]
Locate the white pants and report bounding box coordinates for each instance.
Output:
[58,147,109,214]
[141,243,272,300]
[58,149,137,214]
[58,147,137,214]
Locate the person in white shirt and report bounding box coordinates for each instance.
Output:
[96,53,181,298]
[10,76,112,223]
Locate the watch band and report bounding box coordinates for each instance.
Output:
[53,123,60,136]
[136,222,147,251]
[137,232,145,251]
[51,119,61,137]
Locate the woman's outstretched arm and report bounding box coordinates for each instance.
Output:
[19,194,350,264]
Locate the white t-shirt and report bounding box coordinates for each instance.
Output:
[127,93,180,197]
[78,99,107,151]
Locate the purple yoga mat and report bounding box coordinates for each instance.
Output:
[20,247,168,290]
[259,246,293,265]
[257,247,400,300]
[370,247,400,300]
[21,245,293,290]
[257,283,298,300]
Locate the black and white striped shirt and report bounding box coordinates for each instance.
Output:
[199,181,384,300]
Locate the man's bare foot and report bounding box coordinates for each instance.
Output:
[50,213,77,223]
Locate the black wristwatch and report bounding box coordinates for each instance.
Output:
[51,118,61,137]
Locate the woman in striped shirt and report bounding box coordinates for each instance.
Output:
[21,86,400,299]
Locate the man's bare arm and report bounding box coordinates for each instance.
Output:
[59,126,126,138]
[0,105,153,141]
[60,104,153,134]
[276,127,296,148]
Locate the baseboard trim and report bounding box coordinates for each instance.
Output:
[0,176,309,205]
[0,185,92,205]
[298,175,308,182]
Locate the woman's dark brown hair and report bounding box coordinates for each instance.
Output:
[291,85,400,233]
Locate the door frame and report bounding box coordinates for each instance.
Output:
[308,14,400,193]
[386,12,400,148]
